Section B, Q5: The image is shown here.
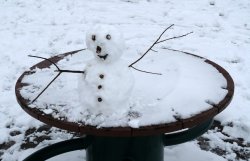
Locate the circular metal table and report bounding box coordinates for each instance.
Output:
[15,49,234,161]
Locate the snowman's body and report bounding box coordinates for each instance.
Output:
[78,25,134,116]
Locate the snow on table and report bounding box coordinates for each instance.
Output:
[20,49,228,128]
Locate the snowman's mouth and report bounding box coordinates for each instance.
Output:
[98,54,108,60]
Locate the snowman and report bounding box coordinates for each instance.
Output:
[78,25,134,117]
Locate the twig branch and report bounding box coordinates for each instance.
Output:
[131,66,162,75]
[28,55,85,74]
[55,70,85,74]
[31,72,61,103]
[156,31,193,44]
[150,49,158,52]
[129,24,174,67]
[161,47,184,52]
[28,55,84,103]
[28,55,60,70]
[161,47,189,54]
[128,25,193,76]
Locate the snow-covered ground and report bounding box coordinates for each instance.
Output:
[0,0,249,161]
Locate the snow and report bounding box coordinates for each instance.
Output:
[85,24,125,63]
[0,0,250,161]
[78,25,134,117]
[19,49,227,127]
[78,59,134,122]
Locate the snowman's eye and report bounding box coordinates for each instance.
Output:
[106,34,111,40]
[92,35,96,41]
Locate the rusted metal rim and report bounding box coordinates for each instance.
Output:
[15,49,234,137]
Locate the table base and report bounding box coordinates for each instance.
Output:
[23,119,213,161]
[86,135,164,161]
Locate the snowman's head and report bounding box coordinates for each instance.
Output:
[86,25,125,63]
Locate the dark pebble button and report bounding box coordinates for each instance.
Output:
[98,85,102,89]
[98,97,102,102]
[99,74,104,79]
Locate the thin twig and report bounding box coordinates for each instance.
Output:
[156,31,193,44]
[31,72,62,103]
[129,24,174,67]
[28,55,85,103]
[161,47,188,53]
[150,49,158,52]
[29,55,85,74]
[28,55,60,70]
[131,66,162,75]
[128,25,193,76]
[55,69,85,74]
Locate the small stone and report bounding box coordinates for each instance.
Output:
[209,1,215,5]
[99,74,104,79]
[219,12,224,17]
[0,141,15,150]
[106,34,111,40]
[10,130,21,136]
[98,97,102,102]
[98,85,102,89]
[92,35,96,41]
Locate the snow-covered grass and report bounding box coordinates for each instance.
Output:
[0,0,249,161]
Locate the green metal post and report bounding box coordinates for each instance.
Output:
[23,119,213,161]
[86,135,164,161]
